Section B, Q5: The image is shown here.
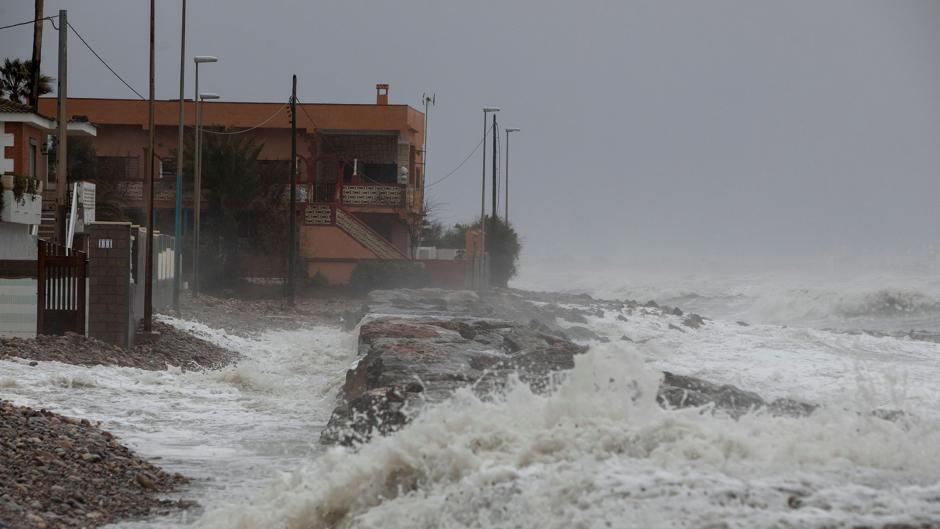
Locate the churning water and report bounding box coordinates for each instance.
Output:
[0,318,357,528]
[3,276,940,528]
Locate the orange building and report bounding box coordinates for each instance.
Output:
[37,85,426,285]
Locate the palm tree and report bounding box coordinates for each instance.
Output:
[0,58,53,104]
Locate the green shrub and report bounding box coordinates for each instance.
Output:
[349,260,431,294]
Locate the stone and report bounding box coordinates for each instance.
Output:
[135,472,155,489]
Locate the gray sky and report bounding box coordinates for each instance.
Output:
[3,1,939,272]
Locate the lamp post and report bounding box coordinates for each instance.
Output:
[504,127,520,224]
[191,55,217,297]
[193,90,219,297]
[173,0,186,313]
[480,106,499,289]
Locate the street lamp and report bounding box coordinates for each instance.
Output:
[480,106,499,289]
[193,90,219,297]
[504,127,520,224]
[191,55,217,297]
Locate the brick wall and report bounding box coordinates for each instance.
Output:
[87,222,131,348]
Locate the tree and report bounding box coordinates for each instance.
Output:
[407,199,437,257]
[180,129,286,289]
[485,217,521,288]
[423,216,521,287]
[0,58,52,105]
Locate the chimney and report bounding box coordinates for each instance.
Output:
[376,83,389,105]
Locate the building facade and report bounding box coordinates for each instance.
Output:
[38,85,426,285]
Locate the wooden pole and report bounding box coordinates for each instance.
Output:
[55,9,67,244]
[287,75,297,306]
[143,0,155,332]
[29,0,44,110]
[173,0,186,312]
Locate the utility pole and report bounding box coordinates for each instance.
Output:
[287,75,297,306]
[143,0,156,332]
[55,9,67,244]
[491,115,498,226]
[173,0,186,313]
[28,0,44,110]
[421,93,435,184]
[504,128,520,223]
[480,107,499,289]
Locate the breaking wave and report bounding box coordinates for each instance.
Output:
[514,266,940,331]
[195,342,940,529]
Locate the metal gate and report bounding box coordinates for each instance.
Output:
[36,239,87,336]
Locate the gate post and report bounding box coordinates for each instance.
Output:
[36,240,46,335]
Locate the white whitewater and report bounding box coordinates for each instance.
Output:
[0,318,357,528]
[3,276,940,528]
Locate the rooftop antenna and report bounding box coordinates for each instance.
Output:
[421,92,435,184]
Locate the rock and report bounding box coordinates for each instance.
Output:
[135,472,155,490]
[80,452,101,463]
[658,371,816,418]
[322,289,818,447]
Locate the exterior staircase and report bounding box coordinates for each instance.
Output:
[38,191,58,241]
[334,207,407,259]
[305,204,407,260]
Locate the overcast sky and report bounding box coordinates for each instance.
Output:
[3,1,939,273]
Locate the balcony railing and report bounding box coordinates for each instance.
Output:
[341,184,403,207]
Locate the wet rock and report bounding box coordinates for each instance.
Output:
[682,314,706,329]
[322,313,587,445]
[324,289,819,447]
[658,372,816,417]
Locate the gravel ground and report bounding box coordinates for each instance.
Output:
[169,291,358,335]
[0,321,236,371]
[0,400,191,529]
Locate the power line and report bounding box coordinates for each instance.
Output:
[201,102,288,135]
[426,126,492,189]
[67,22,145,99]
[0,17,53,31]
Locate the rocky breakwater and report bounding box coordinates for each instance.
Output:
[322,288,815,445]
[0,400,191,529]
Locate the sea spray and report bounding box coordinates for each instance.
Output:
[195,342,940,529]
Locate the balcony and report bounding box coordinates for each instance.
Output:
[1,190,42,225]
[309,183,404,208]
